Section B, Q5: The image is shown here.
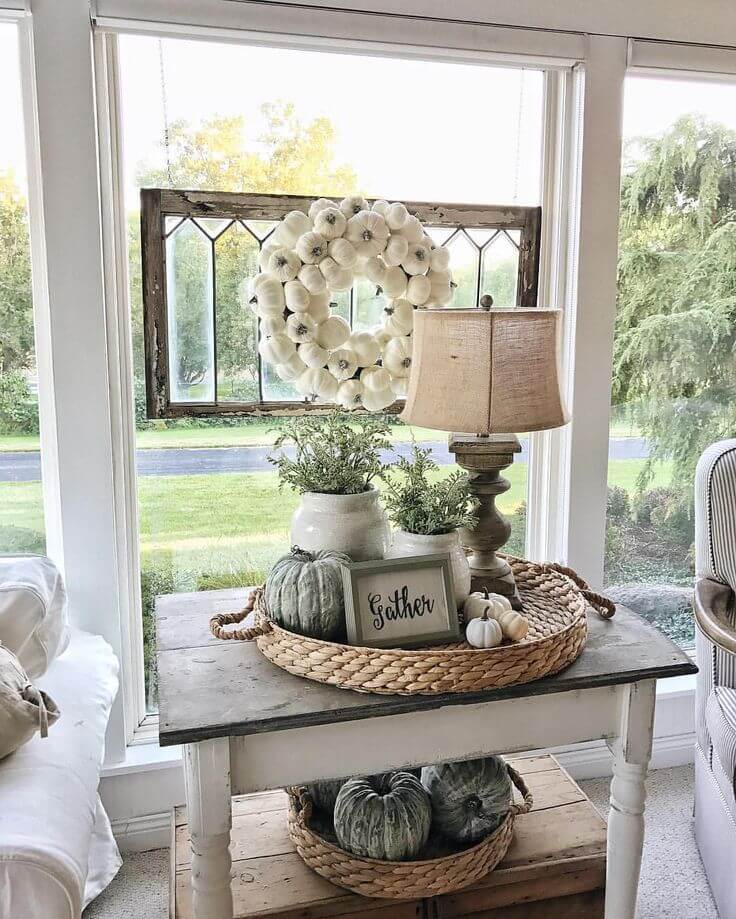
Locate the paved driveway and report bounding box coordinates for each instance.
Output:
[0,437,649,483]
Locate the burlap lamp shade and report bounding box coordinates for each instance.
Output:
[401,307,568,435]
[401,306,569,608]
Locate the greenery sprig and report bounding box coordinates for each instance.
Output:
[380,446,478,535]
[268,413,391,495]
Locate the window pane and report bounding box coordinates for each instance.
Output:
[119,35,542,710]
[0,24,45,556]
[604,76,736,648]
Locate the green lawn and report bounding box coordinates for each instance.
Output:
[0,418,643,452]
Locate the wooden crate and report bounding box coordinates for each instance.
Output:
[171,754,606,919]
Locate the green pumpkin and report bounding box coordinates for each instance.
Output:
[304,768,420,817]
[334,772,431,861]
[421,756,512,844]
[265,546,350,640]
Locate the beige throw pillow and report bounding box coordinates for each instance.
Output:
[0,642,60,760]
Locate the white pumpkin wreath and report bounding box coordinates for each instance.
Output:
[246,197,454,411]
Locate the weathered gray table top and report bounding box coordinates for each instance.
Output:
[156,587,697,747]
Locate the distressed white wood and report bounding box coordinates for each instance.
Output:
[229,686,620,793]
[560,35,627,587]
[183,738,233,919]
[605,680,656,919]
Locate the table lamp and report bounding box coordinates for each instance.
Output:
[401,297,569,608]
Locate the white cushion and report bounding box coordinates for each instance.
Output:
[0,556,70,679]
[0,629,121,919]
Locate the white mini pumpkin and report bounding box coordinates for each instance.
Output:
[252,274,285,316]
[296,231,329,265]
[430,247,450,271]
[298,264,326,295]
[286,312,317,344]
[308,291,332,324]
[316,315,351,350]
[336,378,365,410]
[360,365,392,392]
[319,257,354,292]
[267,247,301,282]
[340,195,369,218]
[402,243,430,276]
[371,199,391,217]
[275,352,307,382]
[284,279,311,312]
[380,266,409,299]
[345,211,389,258]
[257,242,280,272]
[362,386,395,412]
[386,202,408,230]
[371,325,393,349]
[258,332,295,365]
[406,274,431,306]
[296,368,339,401]
[383,234,409,267]
[260,314,286,337]
[299,341,330,369]
[383,336,413,378]
[465,612,503,649]
[347,331,381,368]
[274,210,311,247]
[313,207,347,240]
[396,214,423,243]
[364,256,387,286]
[382,299,414,336]
[328,237,358,269]
[308,198,336,221]
[327,348,358,382]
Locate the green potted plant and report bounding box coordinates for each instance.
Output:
[381,446,477,604]
[268,413,392,561]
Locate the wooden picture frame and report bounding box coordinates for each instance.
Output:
[341,553,460,649]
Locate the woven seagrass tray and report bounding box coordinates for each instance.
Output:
[285,763,533,899]
[210,555,614,695]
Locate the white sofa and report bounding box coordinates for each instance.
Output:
[0,565,121,918]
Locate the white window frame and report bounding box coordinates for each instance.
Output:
[17,0,729,767]
[91,18,584,743]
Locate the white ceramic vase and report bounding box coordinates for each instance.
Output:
[386,529,471,607]
[290,486,389,562]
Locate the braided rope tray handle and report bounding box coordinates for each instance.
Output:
[539,561,616,620]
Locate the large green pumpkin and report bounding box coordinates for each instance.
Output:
[334,772,431,861]
[421,756,512,844]
[265,546,350,640]
[305,768,421,817]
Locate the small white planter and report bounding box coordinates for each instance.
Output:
[290,487,389,562]
[386,529,471,606]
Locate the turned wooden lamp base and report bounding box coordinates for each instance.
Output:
[449,432,524,611]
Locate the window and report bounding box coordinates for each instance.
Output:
[0,23,45,557]
[604,74,736,648]
[118,35,544,709]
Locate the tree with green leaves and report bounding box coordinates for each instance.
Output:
[614,114,736,503]
[0,171,34,374]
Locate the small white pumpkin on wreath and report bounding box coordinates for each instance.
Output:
[247,197,455,411]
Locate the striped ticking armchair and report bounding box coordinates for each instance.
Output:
[695,439,736,917]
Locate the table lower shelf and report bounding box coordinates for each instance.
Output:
[171,754,606,919]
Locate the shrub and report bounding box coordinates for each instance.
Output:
[0,370,39,435]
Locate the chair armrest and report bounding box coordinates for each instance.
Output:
[695,577,736,655]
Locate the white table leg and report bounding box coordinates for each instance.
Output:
[605,680,656,919]
[183,738,233,919]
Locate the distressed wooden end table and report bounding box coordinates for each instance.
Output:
[156,589,696,919]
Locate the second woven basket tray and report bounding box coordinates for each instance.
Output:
[211,555,614,696]
[286,763,533,899]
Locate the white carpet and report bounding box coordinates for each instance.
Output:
[84,764,717,919]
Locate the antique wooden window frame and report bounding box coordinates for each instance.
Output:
[141,188,542,418]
